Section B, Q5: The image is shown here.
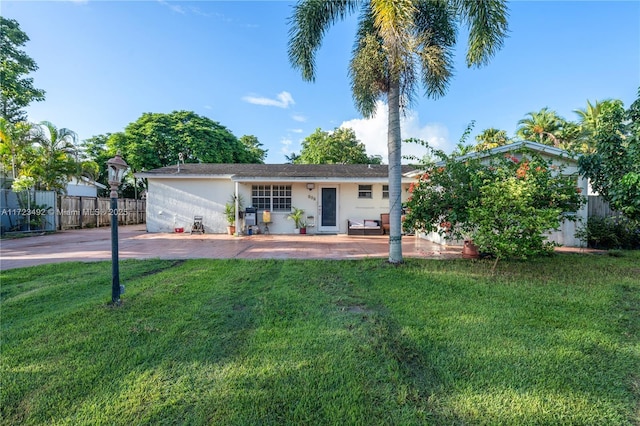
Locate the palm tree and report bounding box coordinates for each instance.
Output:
[31,121,78,192]
[474,127,510,151]
[516,107,563,146]
[573,99,612,153]
[288,0,509,263]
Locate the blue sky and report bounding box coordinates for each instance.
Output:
[3,0,639,163]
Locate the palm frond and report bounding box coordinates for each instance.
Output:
[288,0,361,82]
[454,0,509,68]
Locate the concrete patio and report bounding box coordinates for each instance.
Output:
[1,224,463,270]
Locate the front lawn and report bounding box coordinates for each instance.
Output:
[1,254,639,425]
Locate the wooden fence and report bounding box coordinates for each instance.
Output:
[58,196,145,230]
[588,195,622,218]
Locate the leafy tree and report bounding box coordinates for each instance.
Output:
[0,117,35,179]
[111,111,263,173]
[294,127,381,164]
[578,92,640,220]
[0,17,45,123]
[474,127,511,151]
[288,0,509,263]
[239,135,267,164]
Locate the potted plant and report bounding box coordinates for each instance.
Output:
[224,202,236,235]
[224,194,245,235]
[287,206,305,234]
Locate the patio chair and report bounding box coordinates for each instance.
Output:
[380,213,390,235]
[191,216,204,234]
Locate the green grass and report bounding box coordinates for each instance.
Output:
[1,253,639,425]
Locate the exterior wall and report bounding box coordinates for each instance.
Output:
[147,178,414,235]
[66,178,99,197]
[146,178,240,233]
[237,182,411,235]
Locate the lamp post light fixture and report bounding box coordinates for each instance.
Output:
[107,151,128,305]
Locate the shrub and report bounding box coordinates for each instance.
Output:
[576,216,640,249]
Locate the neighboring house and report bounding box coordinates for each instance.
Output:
[406,141,590,247]
[136,164,416,234]
[66,177,107,197]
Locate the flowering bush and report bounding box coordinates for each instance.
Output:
[403,148,585,260]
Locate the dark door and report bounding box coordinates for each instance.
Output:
[321,187,337,228]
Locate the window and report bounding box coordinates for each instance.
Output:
[358,184,372,199]
[252,185,291,211]
[382,185,389,199]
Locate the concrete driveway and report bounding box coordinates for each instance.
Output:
[1,225,462,270]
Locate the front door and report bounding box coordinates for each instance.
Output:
[319,186,339,233]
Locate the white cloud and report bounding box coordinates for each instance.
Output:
[243,91,295,109]
[291,114,307,122]
[280,137,295,155]
[288,128,304,133]
[157,0,185,14]
[340,101,451,164]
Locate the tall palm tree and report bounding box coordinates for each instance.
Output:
[31,120,78,192]
[288,0,509,263]
[516,107,563,146]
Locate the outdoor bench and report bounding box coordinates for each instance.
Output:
[347,219,384,236]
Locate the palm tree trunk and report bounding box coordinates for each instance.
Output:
[387,77,403,263]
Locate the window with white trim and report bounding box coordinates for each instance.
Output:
[252,185,292,211]
[382,184,389,199]
[358,184,373,199]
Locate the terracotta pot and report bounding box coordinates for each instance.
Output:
[227,225,236,235]
[462,240,480,259]
[299,228,307,234]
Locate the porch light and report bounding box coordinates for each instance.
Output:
[306,183,315,191]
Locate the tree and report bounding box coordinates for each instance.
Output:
[294,127,381,164]
[288,0,509,263]
[0,117,34,179]
[111,111,264,173]
[516,107,563,146]
[29,121,79,192]
[578,92,640,220]
[572,99,614,153]
[239,135,268,164]
[474,127,511,151]
[0,17,45,123]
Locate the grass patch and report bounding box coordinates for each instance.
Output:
[1,253,639,425]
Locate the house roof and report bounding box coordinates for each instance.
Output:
[136,163,417,182]
[455,140,578,162]
[405,140,579,177]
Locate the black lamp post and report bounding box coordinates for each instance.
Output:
[107,152,128,305]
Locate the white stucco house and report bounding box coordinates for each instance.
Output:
[136,164,416,235]
[406,140,589,247]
